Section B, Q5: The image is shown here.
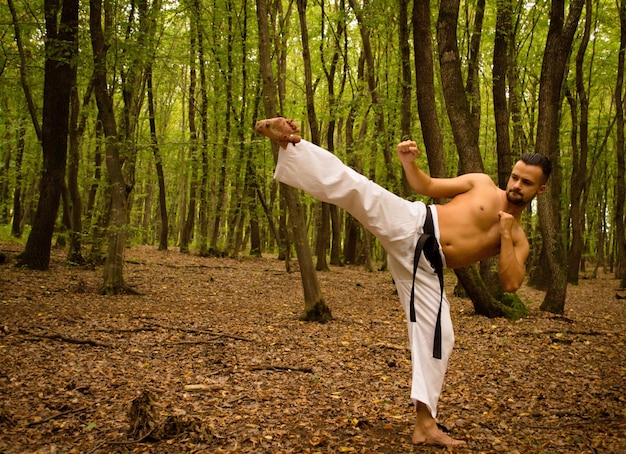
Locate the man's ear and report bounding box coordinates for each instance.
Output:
[537,184,546,195]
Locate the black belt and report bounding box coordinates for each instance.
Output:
[409,205,444,359]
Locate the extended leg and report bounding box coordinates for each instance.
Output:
[271,139,426,254]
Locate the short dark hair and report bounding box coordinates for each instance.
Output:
[519,153,552,182]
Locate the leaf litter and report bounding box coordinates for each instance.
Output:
[0,244,624,453]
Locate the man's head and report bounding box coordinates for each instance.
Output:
[506,153,551,207]
[519,153,552,184]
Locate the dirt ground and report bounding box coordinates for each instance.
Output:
[1,244,625,453]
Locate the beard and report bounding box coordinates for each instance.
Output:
[506,189,527,206]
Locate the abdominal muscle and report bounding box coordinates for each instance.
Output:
[434,189,504,269]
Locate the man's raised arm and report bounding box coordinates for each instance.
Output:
[397,140,483,199]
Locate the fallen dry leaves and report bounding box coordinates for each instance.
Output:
[0,244,624,453]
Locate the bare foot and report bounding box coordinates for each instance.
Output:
[412,402,466,448]
[254,117,302,148]
[412,423,467,448]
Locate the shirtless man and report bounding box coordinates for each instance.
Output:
[255,117,551,448]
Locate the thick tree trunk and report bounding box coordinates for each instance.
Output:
[493,0,514,187]
[90,0,135,294]
[437,0,483,173]
[413,0,446,181]
[436,0,517,317]
[536,0,585,313]
[17,0,78,270]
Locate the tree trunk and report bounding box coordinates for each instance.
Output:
[227,2,251,258]
[90,0,135,294]
[493,0,514,188]
[245,168,263,258]
[147,66,168,251]
[296,0,329,272]
[119,0,153,202]
[17,0,78,270]
[465,0,485,132]
[535,0,585,314]
[67,84,85,264]
[7,0,42,142]
[347,0,395,190]
[195,0,210,257]
[11,122,25,238]
[437,0,483,174]
[180,16,199,254]
[536,0,585,313]
[1,119,11,224]
[209,1,234,257]
[320,0,347,267]
[566,0,592,284]
[257,0,330,322]
[436,0,519,317]
[399,0,412,153]
[616,0,626,288]
[413,0,446,181]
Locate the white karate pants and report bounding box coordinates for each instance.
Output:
[274,140,454,418]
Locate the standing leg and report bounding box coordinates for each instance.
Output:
[413,401,466,447]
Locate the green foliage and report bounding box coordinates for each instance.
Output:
[499,292,529,321]
[0,225,28,245]
[0,0,622,306]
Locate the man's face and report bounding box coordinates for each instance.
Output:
[506,162,546,206]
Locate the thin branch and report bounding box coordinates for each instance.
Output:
[19,328,113,348]
[137,318,251,342]
[249,365,313,373]
[27,400,107,427]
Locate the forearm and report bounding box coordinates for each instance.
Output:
[498,235,525,292]
[402,160,433,195]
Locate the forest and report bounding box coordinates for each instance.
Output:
[0,0,624,310]
[1,0,626,451]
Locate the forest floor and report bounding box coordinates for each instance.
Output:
[0,243,625,454]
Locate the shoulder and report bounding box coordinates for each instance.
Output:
[512,222,529,248]
[428,172,496,199]
[456,173,498,193]
[464,173,497,186]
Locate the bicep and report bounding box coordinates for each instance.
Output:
[514,235,530,265]
[424,173,491,199]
